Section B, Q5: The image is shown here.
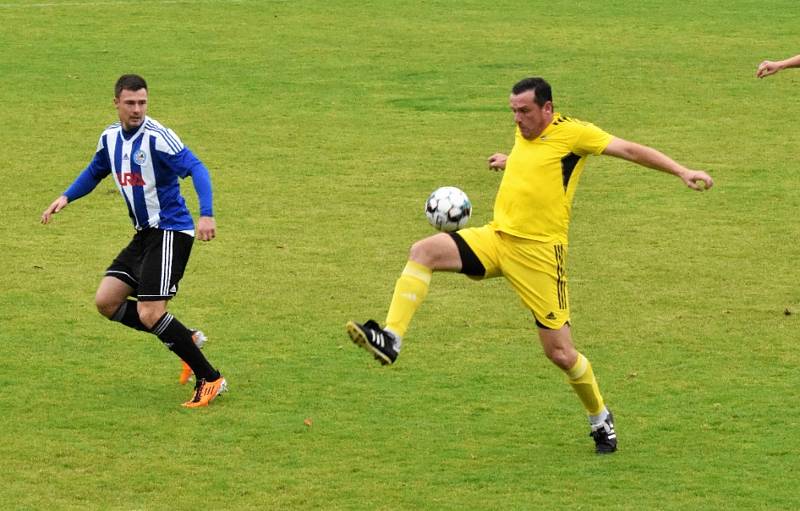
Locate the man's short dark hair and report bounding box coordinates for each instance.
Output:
[512,77,552,106]
[115,74,148,98]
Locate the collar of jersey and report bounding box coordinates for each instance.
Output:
[538,112,560,138]
[121,116,148,141]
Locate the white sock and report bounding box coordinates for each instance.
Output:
[589,407,609,429]
[385,327,402,351]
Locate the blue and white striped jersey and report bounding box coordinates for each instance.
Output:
[65,115,213,234]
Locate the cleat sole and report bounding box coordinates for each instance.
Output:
[346,321,391,365]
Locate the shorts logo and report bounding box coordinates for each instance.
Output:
[546,312,557,320]
[134,150,147,165]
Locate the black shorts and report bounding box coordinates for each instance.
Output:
[106,228,194,301]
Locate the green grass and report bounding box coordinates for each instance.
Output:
[2,0,800,509]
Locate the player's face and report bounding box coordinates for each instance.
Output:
[114,88,148,131]
[509,90,553,140]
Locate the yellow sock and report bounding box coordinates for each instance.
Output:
[384,260,432,338]
[565,353,605,416]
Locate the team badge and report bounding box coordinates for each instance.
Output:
[133,150,147,165]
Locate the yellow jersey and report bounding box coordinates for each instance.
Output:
[491,113,612,243]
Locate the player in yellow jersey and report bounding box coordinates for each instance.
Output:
[347,77,714,454]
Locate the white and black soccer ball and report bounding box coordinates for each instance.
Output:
[425,186,472,232]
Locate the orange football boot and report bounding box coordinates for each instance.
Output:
[182,376,228,408]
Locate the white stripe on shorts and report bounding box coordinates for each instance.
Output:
[160,230,174,296]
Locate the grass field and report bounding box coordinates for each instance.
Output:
[2,0,800,509]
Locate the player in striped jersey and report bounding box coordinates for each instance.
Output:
[347,77,713,453]
[41,74,226,408]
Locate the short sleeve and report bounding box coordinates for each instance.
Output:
[575,121,613,156]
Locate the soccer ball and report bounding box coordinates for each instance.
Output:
[425,186,472,232]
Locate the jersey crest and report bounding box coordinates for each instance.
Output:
[133,149,147,165]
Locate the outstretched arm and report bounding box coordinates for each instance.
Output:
[757,54,800,78]
[602,137,713,191]
[41,152,110,224]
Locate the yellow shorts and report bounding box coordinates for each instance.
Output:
[455,224,569,329]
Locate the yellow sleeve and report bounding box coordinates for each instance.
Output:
[574,121,613,156]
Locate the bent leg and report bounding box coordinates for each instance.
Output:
[96,276,153,332]
[139,300,219,381]
[538,323,606,416]
[408,232,463,270]
[537,322,578,370]
[96,276,134,319]
[384,233,462,338]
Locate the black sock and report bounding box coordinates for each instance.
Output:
[151,312,220,381]
[110,299,148,331]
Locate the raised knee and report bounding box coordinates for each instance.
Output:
[409,238,443,268]
[408,240,429,263]
[95,296,120,319]
[407,234,461,271]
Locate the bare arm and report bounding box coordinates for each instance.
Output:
[757,54,800,78]
[602,137,713,191]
